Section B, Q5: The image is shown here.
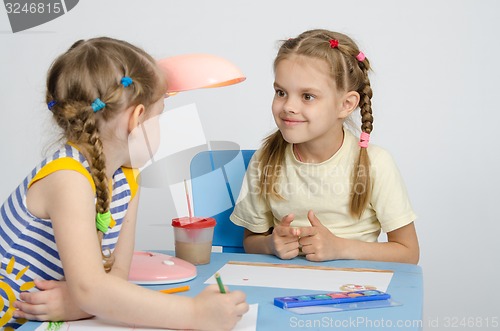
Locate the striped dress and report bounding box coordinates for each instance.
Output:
[0,144,138,330]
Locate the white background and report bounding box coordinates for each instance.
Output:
[1,0,499,328]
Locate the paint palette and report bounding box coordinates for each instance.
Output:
[274,289,390,308]
[274,290,401,314]
[128,251,197,285]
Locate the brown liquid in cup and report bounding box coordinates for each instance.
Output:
[174,240,212,265]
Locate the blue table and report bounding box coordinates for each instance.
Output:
[18,252,423,330]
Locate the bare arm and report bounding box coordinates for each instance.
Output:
[15,179,142,321]
[243,228,273,254]
[340,222,419,264]
[106,187,140,280]
[299,210,419,264]
[19,170,248,330]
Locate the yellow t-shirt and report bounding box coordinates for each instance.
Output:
[230,130,417,242]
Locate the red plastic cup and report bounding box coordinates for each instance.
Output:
[171,217,216,265]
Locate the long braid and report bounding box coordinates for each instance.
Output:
[83,115,110,215]
[350,61,374,219]
[87,80,133,271]
[52,101,114,271]
[82,114,114,271]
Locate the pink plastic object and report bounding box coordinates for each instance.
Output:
[157,54,246,93]
[356,51,366,62]
[358,132,370,148]
[128,251,197,285]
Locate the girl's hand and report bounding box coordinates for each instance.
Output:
[270,214,300,259]
[193,284,249,331]
[13,279,92,322]
[298,210,346,261]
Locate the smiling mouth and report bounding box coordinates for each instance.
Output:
[282,119,305,126]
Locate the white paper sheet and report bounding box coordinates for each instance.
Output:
[35,304,258,331]
[205,262,393,292]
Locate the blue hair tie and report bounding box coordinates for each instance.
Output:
[91,98,106,112]
[121,76,133,87]
[47,100,56,111]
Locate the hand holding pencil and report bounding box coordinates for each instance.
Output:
[192,273,249,331]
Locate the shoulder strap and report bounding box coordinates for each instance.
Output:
[28,157,96,192]
[121,167,139,199]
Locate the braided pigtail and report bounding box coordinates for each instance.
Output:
[324,31,375,219]
[51,100,114,271]
[350,59,374,219]
[89,80,135,271]
[82,109,114,271]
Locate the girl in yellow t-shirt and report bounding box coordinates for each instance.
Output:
[231,29,419,264]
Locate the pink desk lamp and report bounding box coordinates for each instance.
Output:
[129,54,246,285]
[158,53,246,94]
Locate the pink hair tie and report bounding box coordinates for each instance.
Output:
[358,132,370,148]
[356,51,366,62]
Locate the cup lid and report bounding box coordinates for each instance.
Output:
[172,217,216,229]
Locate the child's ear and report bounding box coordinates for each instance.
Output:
[339,91,360,119]
[128,104,145,133]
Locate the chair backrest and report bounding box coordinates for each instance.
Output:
[190,149,256,253]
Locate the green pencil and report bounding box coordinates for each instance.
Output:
[215,272,226,293]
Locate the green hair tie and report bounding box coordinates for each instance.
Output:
[96,211,111,233]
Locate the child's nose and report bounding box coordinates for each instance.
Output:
[283,97,298,114]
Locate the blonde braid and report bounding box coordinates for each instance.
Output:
[53,102,114,271]
[350,62,374,219]
[83,117,115,272]
[87,84,130,271]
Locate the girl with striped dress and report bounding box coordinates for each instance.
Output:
[0,37,247,331]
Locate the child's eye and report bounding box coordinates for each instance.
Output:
[275,89,286,98]
[303,93,315,101]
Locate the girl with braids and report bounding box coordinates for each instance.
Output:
[0,37,247,330]
[230,29,419,264]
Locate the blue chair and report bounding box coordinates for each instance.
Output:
[190,149,256,253]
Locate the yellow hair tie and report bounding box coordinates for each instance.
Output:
[96,211,111,233]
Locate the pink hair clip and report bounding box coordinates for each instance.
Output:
[356,51,366,62]
[329,39,339,48]
[358,132,370,148]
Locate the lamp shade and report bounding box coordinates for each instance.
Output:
[157,54,246,94]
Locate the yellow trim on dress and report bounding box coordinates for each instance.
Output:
[28,157,96,192]
[27,146,138,229]
[121,167,139,199]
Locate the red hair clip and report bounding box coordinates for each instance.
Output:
[329,39,339,48]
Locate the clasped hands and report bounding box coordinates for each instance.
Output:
[269,210,346,262]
